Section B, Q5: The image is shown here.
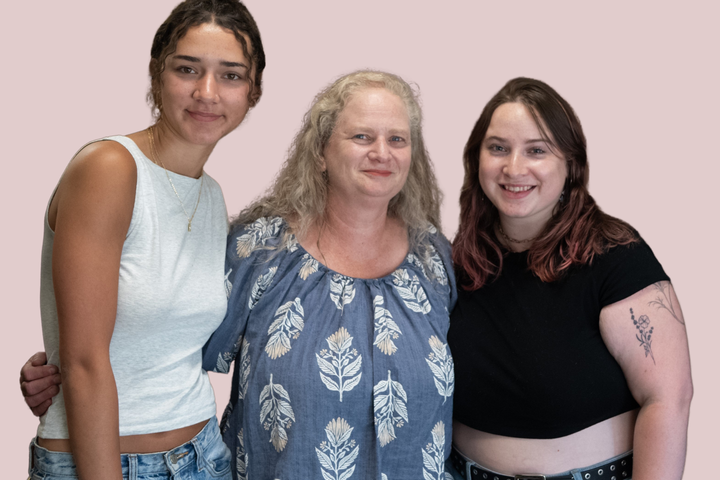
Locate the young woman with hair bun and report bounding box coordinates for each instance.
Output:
[24,1,265,478]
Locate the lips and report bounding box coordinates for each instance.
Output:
[187,110,222,122]
[363,170,392,177]
[500,184,535,199]
[502,185,534,193]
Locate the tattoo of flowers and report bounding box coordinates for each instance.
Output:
[648,282,684,325]
[631,308,655,365]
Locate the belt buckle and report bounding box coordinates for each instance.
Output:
[514,476,546,480]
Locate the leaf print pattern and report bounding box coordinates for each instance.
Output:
[224,268,233,298]
[316,418,360,480]
[216,351,233,374]
[373,296,402,355]
[373,370,409,447]
[330,274,356,311]
[425,336,454,404]
[265,297,305,359]
[316,327,363,401]
[285,233,299,252]
[405,253,427,280]
[249,266,277,310]
[238,338,251,400]
[236,217,283,258]
[259,374,295,452]
[299,253,319,280]
[236,429,247,480]
[220,402,233,435]
[426,245,448,286]
[422,422,451,480]
[392,269,431,314]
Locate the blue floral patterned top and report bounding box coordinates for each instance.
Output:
[203,217,457,480]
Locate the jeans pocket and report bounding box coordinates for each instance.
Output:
[197,433,231,478]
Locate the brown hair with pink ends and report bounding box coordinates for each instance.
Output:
[452,77,637,290]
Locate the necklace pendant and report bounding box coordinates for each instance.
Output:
[188,221,192,232]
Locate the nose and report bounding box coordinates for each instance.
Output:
[368,138,392,163]
[502,150,527,177]
[193,74,219,103]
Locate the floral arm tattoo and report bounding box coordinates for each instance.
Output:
[631,308,655,365]
[648,282,684,325]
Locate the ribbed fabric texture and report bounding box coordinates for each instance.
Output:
[38,136,228,438]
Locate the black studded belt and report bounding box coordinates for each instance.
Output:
[450,446,632,480]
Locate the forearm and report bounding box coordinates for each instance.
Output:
[631,400,691,480]
[63,359,123,480]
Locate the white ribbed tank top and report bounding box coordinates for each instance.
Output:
[38,136,228,438]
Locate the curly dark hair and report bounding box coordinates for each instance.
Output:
[147,0,266,118]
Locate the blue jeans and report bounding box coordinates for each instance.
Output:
[29,419,231,480]
[446,446,632,480]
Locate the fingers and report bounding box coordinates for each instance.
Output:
[20,351,62,417]
[31,398,53,417]
[21,353,58,383]
[21,373,62,399]
[29,351,48,367]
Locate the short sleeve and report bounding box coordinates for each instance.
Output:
[594,238,670,309]
[202,218,284,373]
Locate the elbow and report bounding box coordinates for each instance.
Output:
[59,348,113,385]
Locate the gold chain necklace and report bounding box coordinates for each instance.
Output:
[497,222,538,244]
[147,126,204,232]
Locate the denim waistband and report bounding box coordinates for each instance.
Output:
[30,418,218,478]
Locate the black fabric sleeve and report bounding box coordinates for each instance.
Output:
[594,238,670,309]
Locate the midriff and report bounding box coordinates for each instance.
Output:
[37,419,209,454]
[452,409,637,475]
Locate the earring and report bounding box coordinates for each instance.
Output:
[559,190,565,203]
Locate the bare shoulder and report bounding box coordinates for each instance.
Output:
[64,140,137,185]
[51,140,137,232]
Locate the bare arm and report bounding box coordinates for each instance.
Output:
[52,142,136,480]
[600,281,692,480]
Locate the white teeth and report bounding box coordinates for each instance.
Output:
[504,185,533,192]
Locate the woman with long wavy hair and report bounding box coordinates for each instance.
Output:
[447,77,692,480]
[200,70,456,479]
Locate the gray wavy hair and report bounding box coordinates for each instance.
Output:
[234,70,442,250]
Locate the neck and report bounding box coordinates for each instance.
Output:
[321,193,394,247]
[297,193,407,278]
[145,122,215,178]
[497,216,549,252]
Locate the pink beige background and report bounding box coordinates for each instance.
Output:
[2,1,717,477]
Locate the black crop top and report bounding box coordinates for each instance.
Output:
[448,239,669,439]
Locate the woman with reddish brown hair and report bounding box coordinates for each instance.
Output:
[447,78,692,480]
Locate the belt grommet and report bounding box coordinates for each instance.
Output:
[598,468,604,475]
[621,460,626,466]
[622,472,628,477]
[585,474,591,479]
[494,476,499,480]
[611,477,616,480]
[483,474,487,479]
[610,465,615,471]
[472,468,478,475]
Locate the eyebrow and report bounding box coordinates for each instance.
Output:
[173,54,248,69]
[484,135,547,144]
